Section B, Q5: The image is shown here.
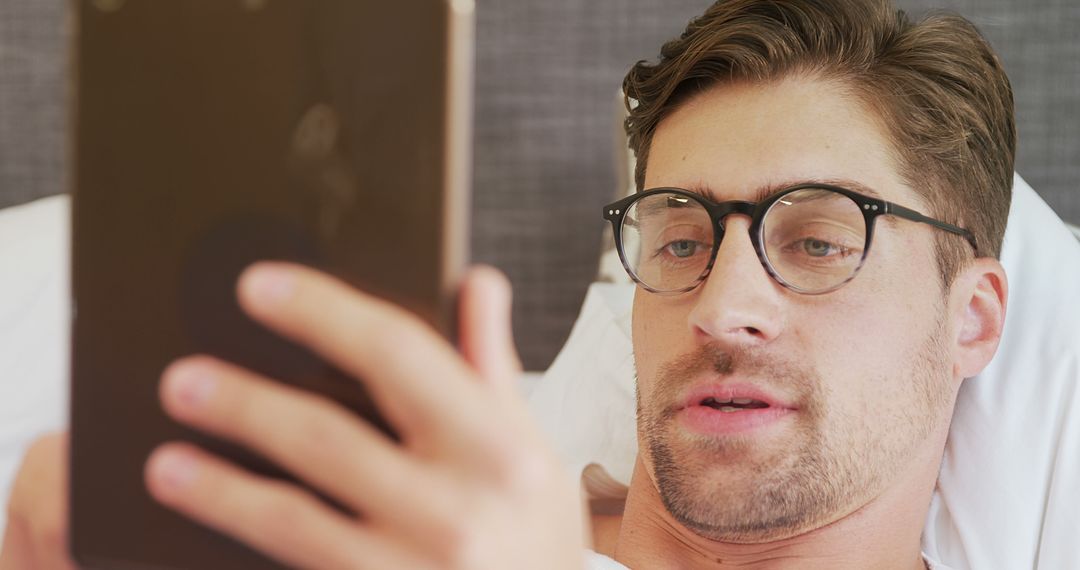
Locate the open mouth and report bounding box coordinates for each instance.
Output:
[678,384,793,436]
[699,397,770,412]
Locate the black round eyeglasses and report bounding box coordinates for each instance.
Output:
[602,184,978,295]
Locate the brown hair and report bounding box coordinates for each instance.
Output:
[623,0,1016,286]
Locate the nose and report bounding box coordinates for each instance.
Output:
[687,216,784,346]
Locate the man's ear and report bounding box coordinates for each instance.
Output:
[949,258,1008,379]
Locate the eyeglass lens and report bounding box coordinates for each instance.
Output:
[620,188,868,293]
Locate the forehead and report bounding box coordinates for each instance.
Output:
[645,77,919,207]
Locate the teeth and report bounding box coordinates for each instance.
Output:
[700,397,765,410]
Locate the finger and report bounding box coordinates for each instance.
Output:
[145,443,434,570]
[234,262,488,440]
[159,356,458,528]
[458,266,523,396]
[3,433,76,570]
[0,516,32,570]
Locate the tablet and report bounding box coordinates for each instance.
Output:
[69,1,474,567]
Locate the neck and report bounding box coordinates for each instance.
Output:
[610,444,942,570]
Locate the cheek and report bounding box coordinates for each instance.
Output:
[632,294,693,393]
[823,234,942,355]
[791,284,920,397]
[796,283,944,430]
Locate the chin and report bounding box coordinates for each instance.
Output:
[646,422,861,544]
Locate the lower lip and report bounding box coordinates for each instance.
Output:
[678,405,794,436]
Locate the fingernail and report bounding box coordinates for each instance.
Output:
[152,448,199,491]
[168,362,217,409]
[244,265,295,305]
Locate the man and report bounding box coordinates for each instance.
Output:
[1,0,1012,568]
[586,1,1012,568]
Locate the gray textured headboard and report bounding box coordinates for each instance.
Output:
[2,1,1077,370]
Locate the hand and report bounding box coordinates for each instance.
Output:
[143,263,587,569]
[0,433,77,570]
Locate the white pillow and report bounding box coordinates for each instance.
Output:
[527,282,637,493]
[928,174,1080,569]
[0,195,70,539]
[529,174,1080,570]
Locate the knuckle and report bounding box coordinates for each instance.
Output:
[245,486,308,544]
[288,403,350,460]
[376,311,431,353]
[483,437,554,495]
[229,388,263,435]
[432,519,487,570]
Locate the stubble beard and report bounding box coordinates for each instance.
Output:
[638,318,953,543]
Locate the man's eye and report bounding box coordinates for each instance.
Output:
[783,237,856,260]
[802,238,835,257]
[666,240,699,258]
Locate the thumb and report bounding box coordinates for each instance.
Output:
[0,433,76,570]
[458,265,523,392]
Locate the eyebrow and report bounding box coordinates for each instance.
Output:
[680,178,885,203]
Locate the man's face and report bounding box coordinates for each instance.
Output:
[632,77,959,543]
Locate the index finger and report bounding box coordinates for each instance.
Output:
[234,262,490,441]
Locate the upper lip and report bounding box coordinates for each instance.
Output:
[677,381,797,411]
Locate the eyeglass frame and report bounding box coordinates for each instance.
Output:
[602,183,979,295]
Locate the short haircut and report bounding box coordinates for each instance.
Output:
[623,0,1016,287]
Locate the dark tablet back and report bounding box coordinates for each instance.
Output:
[69,1,473,567]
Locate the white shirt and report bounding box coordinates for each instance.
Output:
[585,550,628,569]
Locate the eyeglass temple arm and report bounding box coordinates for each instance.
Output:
[884,202,980,254]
